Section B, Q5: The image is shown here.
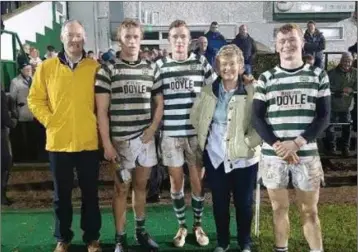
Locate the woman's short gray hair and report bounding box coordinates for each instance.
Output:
[215,44,245,66]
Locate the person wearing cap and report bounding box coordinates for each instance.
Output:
[326,52,357,156]
[303,21,326,69]
[9,61,36,162]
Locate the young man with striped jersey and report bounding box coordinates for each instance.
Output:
[95,19,163,252]
[155,20,217,248]
[252,23,331,252]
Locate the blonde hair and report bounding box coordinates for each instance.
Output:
[215,44,245,71]
[117,18,143,42]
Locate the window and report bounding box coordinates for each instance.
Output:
[162,32,169,39]
[190,31,205,39]
[320,27,343,40]
[143,32,159,40]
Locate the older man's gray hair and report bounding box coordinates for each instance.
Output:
[61,19,86,39]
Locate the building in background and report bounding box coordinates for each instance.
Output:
[67,1,357,54]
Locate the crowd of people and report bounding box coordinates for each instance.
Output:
[1,16,357,252]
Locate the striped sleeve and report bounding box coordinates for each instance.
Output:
[253,73,268,102]
[152,63,162,96]
[95,64,112,94]
[200,55,218,86]
[317,69,331,98]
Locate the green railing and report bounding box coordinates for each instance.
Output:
[1,29,27,91]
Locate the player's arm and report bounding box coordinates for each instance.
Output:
[94,66,114,152]
[296,70,331,147]
[151,63,164,131]
[201,56,218,86]
[252,75,280,146]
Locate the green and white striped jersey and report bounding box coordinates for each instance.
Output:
[254,64,330,161]
[95,59,161,141]
[155,53,217,137]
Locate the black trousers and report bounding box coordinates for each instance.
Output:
[204,151,257,249]
[326,111,352,149]
[49,151,102,243]
[1,129,12,196]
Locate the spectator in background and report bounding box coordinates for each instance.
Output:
[1,89,16,205]
[231,25,257,75]
[29,47,42,72]
[1,17,4,32]
[194,36,215,64]
[43,45,57,61]
[348,42,357,68]
[162,48,168,58]
[9,61,37,162]
[303,20,326,69]
[326,52,357,156]
[141,47,151,61]
[87,50,96,60]
[303,54,315,66]
[205,21,227,67]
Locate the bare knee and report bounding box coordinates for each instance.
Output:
[114,182,130,198]
[272,201,290,217]
[300,205,319,223]
[169,167,184,193]
[134,178,147,193]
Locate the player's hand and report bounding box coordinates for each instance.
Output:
[103,143,118,163]
[275,140,300,160]
[141,126,156,144]
[243,74,255,85]
[343,87,353,96]
[283,152,300,164]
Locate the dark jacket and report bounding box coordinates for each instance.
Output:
[328,66,357,112]
[194,47,215,65]
[303,29,325,59]
[231,34,257,65]
[1,90,16,129]
[204,31,227,66]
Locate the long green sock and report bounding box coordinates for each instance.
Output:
[171,191,187,228]
[191,193,205,226]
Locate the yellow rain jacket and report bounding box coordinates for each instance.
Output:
[28,51,100,152]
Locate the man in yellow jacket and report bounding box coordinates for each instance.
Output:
[27,20,102,252]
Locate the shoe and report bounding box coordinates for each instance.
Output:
[54,242,70,252]
[135,231,159,250]
[193,225,209,246]
[1,195,12,206]
[173,226,188,248]
[87,240,102,252]
[146,194,161,203]
[342,147,350,157]
[213,246,229,252]
[114,243,126,252]
[328,147,338,155]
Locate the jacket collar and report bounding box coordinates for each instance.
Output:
[57,48,86,66]
[212,76,246,98]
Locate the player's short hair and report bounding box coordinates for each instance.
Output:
[117,18,143,42]
[169,19,189,33]
[277,23,303,39]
